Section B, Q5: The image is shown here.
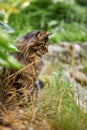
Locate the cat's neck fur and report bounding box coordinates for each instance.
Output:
[27,51,41,63]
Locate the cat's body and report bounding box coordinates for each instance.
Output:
[2,31,50,106]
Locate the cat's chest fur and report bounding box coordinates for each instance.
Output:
[17,52,43,77]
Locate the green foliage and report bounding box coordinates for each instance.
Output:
[51,22,87,43]
[67,5,87,22]
[0,21,14,33]
[0,12,4,21]
[0,29,21,69]
[75,0,87,6]
[8,0,87,42]
[30,0,53,9]
[0,12,21,69]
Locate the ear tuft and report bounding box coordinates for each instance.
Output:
[37,31,46,39]
[46,32,53,37]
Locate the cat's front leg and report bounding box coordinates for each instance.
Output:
[32,79,45,98]
[34,79,45,90]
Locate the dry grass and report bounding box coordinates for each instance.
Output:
[0,61,40,109]
[0,67,87,130]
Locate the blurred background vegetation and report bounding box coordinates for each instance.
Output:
[1,0,87,42]
[1,0,87,43]
[0,0,87,68]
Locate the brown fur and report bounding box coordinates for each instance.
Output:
[1,31,50,107]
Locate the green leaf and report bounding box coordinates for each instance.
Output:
[0,58,9,67]
[0,47,21,69]
[7,56,21,69]
[0,12,4,21]
[0,31,19,52]
[0,48,9,60]
[6,43,19,52]
[0,21,14,33]
[0,31,10,47]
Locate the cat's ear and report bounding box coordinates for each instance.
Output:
[37,31,47,39]
[46,32,53,37]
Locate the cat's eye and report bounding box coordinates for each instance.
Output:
[43,42,48,47]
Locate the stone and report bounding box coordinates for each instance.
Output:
[70,71,87,85]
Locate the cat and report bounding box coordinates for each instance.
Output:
[2,30,51,107]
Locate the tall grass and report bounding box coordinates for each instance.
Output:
[35,67,87,130]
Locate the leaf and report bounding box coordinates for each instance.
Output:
[0,58,9,67]
[0,12,4,21]
[7,56,21,69]
[0,21,14,33]
[0,20,20,69]
[6,43,19,52]
[0,31,19,52]
[0,48,9,60]
[0,47,21,69]
[0,31,10,47]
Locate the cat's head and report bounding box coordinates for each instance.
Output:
[29,31,52,56]
[17,30,52,57]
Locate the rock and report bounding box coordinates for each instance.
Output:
[47,43,83,65]
[48,45,64,53]
[70,71,87,85]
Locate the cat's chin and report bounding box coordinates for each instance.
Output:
[36,50,47,56]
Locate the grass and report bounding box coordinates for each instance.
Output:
[33,67,87,130]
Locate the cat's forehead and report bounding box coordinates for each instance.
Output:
[24,30,49,40]
[24,30,40,39]
[16,31,50,47]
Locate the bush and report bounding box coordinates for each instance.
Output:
[51,22,87,43]
[0,29,21,69]
[0,13,21,69]
[30,0,53,9]
[75,0,87,6]
[9,1,87,29]
[8,0,87,42]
